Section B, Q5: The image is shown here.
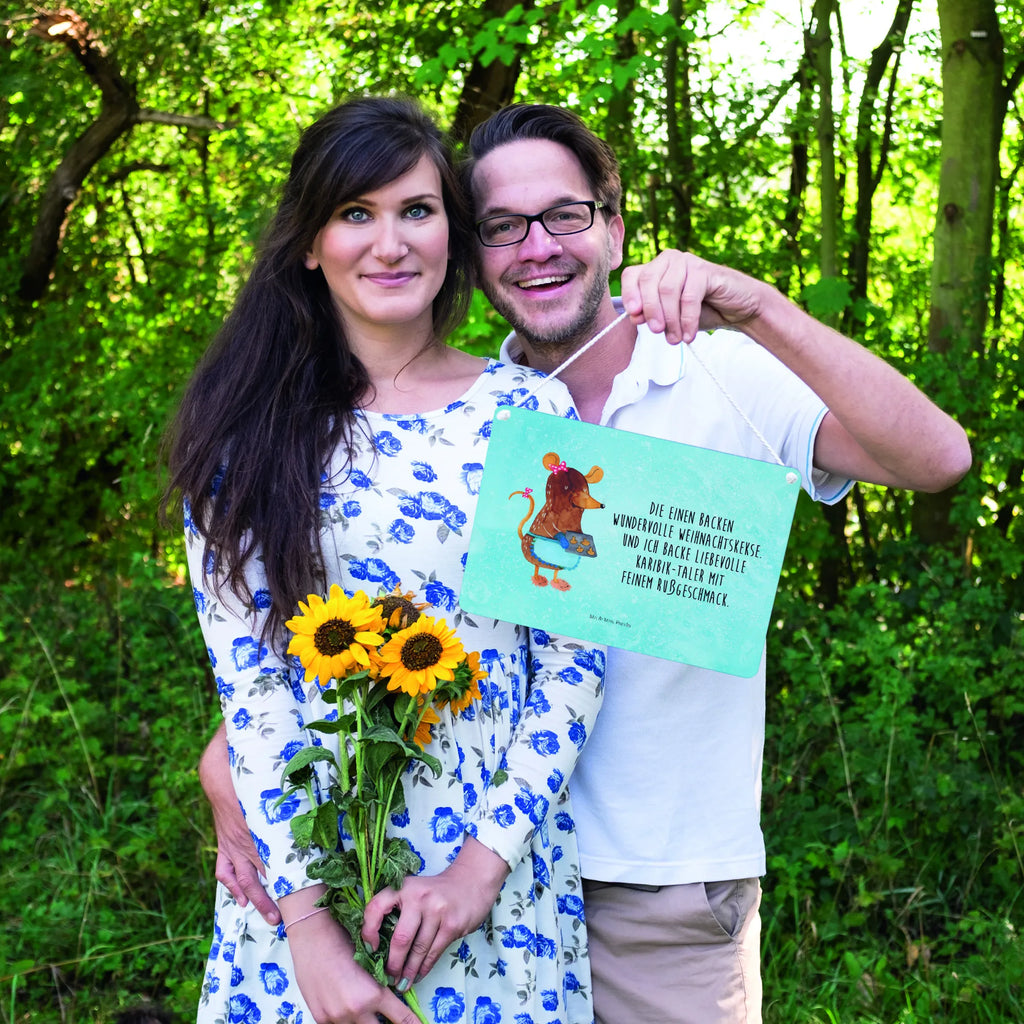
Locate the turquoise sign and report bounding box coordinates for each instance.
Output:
[461,407,801,677]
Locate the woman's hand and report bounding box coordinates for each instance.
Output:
[361,836,510,991]
[199,723,282,925]
[285,903,421,1024]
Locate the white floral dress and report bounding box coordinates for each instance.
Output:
[188,360,605,1024]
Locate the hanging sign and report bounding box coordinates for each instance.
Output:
[461,407,801,677]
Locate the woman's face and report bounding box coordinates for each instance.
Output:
[305,154,450,339]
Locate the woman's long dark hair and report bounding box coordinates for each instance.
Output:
[163,97,475,640]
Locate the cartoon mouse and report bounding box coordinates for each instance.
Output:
[510,451,604,591]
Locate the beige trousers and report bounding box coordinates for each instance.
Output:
[582,878,762,1024]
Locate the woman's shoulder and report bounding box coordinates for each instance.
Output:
[480,358,577,418]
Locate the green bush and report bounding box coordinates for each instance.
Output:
[762,532,1024,1023]
[0,553,216,1023]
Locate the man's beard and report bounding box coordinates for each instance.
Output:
[481,258,611,358]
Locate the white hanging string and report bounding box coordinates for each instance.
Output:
[510,310,790,470]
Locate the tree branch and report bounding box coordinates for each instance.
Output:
[17,8,233,302]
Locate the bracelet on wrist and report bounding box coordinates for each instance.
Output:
[283,906,329,932]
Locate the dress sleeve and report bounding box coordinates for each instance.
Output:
[467,630,606,871]
[185,504,324,898]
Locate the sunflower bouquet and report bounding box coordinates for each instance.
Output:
[278,583,485,1021]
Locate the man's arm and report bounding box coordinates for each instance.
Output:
[620,251,972,492]
[198,722,281,925]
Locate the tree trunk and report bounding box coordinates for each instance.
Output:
[912,0,1004,546]
[449,0,532,143]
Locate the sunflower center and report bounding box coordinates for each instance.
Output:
[313,618,357,655]
[400,634,444,670]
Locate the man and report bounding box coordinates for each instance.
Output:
[202,105,970,1023]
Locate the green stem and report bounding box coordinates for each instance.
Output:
[402,985,430,1024]
[351,686,374,904]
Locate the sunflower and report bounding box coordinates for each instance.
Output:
[411,702,441,749]
[285,585,386,684]
[447,650,486,716]
[376,615,465,696]
[372,585,427,630]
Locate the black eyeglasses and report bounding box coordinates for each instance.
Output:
[475,200,608,247]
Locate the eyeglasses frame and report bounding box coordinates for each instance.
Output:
[474,200,609,247]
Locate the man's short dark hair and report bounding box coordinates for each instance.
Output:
[464,104,622,216]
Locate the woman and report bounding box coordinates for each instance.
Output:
[165,97,604,1024]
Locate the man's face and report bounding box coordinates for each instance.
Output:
[470,139,624,355]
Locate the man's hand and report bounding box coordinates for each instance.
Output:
[199,723,281,925]
[620,249,762,344]
[361,836,510,991]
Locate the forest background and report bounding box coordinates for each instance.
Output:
[1,0,1021,1021]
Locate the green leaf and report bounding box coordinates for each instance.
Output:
[801,276,853,320]
[289,809,317,848]
[281,744,337,786]
[311,800,340,850]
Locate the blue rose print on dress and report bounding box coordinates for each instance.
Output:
[231,636,265,671]
[526,689,551,715]
[493,804,516,828]
[250,832,270,866]
[420,492,450,521]
[348,468,374,489]
[534,934,557,959]
[253,589,272,610]
[272,877,293,898]
[545,769,564,794]
[472,996,502,1024]
[232,708,251,730]
[554,810,574,832]
[459,463,484,495]
[389,519,415,544]
[194,587,207,613]
[259,788,299,823]
[568,721,586,750]
[542,990,559,1011]
[501,924,535,951]
[529,731,560,756]
[259,962,289,996]
[342,499,362,517]
[532,851,551,889]
[347,556,399,591]
[515,788,549,826]
[412,461,437,482]
[319,492,336,509]
[231,966,244,986]
[573,648,605,675]
[558,666,583,686]
[374,431,402,456]
[221,941,237,964]
[557,894,585,921]
[393,415,429,434]
[432,987,466,1022]
[279,739,304,762]
[424,578,458,611]
[228,994,261,1023]
[430,807,464,844]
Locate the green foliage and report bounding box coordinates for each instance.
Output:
[762,540,1024,1022]
[0,556,215,1022]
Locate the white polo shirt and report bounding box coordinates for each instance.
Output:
[500,312,851,885]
